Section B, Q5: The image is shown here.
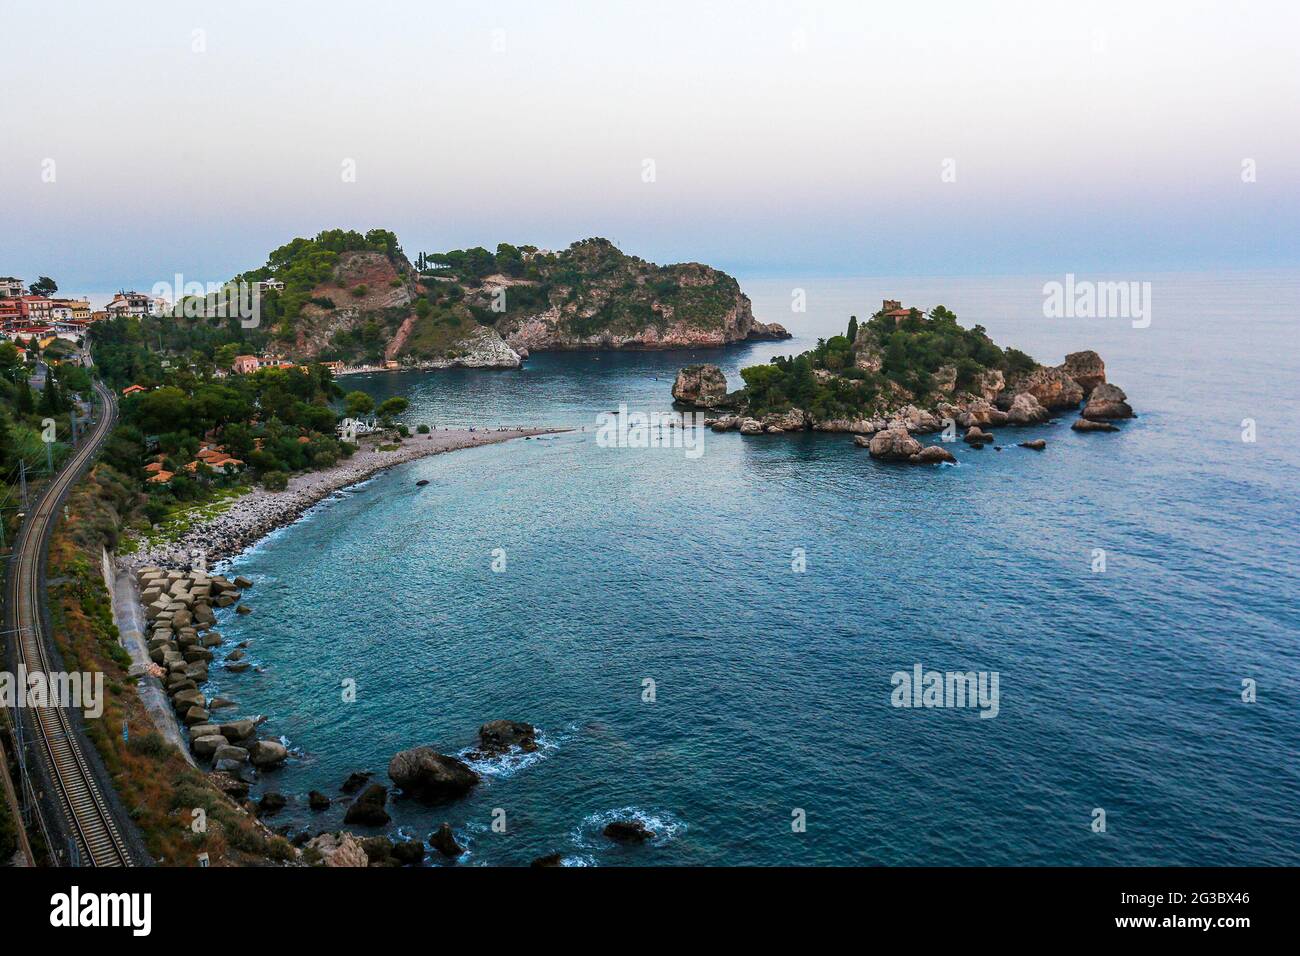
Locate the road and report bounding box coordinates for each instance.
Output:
[4,378,139,866]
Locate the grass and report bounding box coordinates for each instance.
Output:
[126,485,251,553]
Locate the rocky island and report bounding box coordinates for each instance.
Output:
[236,230,789,371]
[673,301,1135,462]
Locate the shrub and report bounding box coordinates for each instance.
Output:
[351,284,368,298]
[416,424,430,434]
[261,471,288,491]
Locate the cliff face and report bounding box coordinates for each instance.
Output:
[287,250,521,368]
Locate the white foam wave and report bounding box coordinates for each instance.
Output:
[572,806,687,850]
[455,726,567,780]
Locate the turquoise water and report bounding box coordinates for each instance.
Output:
[207,272,1300,865]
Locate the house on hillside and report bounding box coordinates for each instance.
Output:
[880,299,923,324]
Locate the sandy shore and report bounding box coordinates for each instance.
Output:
[120,426,562,571]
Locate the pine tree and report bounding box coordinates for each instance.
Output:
[40,374,62,415]
[15,380,34,415]
[0,412,12,476]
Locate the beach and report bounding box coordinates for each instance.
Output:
[119,426,562,571]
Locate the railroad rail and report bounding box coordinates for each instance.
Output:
[5,378,134,866]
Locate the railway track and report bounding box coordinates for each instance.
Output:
[6,378,134,866]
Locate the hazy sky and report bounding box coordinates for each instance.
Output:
[3,0,1297,290]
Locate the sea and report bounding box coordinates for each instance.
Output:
[203,270,1299,866]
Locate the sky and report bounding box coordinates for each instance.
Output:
[2,0,1298,292]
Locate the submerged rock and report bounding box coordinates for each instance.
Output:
[308,790,331,811]
[476,720,538,755]
[530,853,565,867]
[340,771,372,794]
[1072,418,1120,432]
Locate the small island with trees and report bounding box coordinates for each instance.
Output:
[672,300,1135,462]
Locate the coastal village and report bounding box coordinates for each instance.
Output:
[0,275,393,379]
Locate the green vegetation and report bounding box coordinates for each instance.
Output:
[87,322,413,543]
[237,227,401,338]
[741,306,1039,419]
[415,237,739,339]
[398,302,483,362]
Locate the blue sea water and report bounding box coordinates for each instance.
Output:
[207,271,1299,866]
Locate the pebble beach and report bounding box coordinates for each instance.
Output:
[120,427,561,571]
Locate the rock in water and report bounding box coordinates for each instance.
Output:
[477,720,538,755]
[308,791,331,811]
[531,853,564,867]
[340,771,372,794]
[671,364,729,407]
[212,745,249,773]
[1061,350,1106,395]
[866,427,923,460]
[388,747,480,803]
[258,792,287,815]
[343,783,392,826]
[429,823,464,858]
[391,840,426,866]
[1010,365,1085,410]
[603,820,656,844]
[249,739,288,768]
[908,445,957,464]
[1081,382,1134,420]
[415,479,430,486]
[191,735,228,759]
[219,719,256,741]
[1005,392,1051,425]
[1072,418,1119,432]
[1019,439,1047,450]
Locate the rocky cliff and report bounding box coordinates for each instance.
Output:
[426,237,791,352]
[252,231,786,369]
